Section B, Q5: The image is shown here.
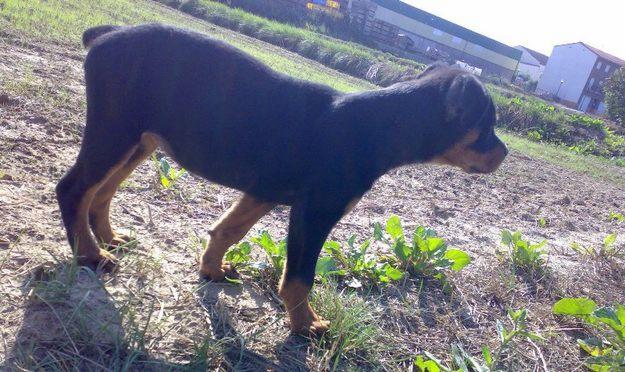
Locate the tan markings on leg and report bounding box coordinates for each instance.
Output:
[278,277,329,335]
[200,194,274,280]
[343,197,361,216]
[90,133,158,245]
[73,145,140,265]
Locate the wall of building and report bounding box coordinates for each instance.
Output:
[373,6,519,72]
[536,43,596,106]
[517,63,543,82]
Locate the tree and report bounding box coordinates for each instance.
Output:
[604,67,625,125]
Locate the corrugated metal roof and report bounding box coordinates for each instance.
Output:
[371,0,522,61]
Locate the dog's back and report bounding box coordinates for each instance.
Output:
[82,24,336,201]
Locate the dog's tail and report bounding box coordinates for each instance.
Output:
[82,25,123,48]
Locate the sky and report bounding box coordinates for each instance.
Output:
[403,0,625,59]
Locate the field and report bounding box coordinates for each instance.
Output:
[1,0,625,370]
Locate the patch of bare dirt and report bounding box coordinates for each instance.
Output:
[1,30,624,370]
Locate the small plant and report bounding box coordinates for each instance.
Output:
[526,130,542,142]
[609,211,625,224]
[415,309,543,371]
[570,233,622,259]
[500,230,547,277]
[376,216,471,281]
[553,298,625,371]
[319,236,404,288]
[249,231,287,279]
[223,241,253,267]
[152,155,186,189]
[537,217,549,228]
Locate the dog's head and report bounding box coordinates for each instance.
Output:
[421,64,508,174]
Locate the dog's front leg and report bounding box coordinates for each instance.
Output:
[279,195,347,335]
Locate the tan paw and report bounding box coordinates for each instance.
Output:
[77,249,118,270]
[103,234,133,251]
[200,261,239,281]
[291,318,330,337]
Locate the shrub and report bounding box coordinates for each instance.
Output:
[604,67,625,125]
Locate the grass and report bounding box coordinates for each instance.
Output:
[499,131,625,185]
[0,0,372,92]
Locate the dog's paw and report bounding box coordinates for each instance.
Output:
[103,234,134,251]
[291,319,330,337]
[200,261,240,281]
[77,249,118,271]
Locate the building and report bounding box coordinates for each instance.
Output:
[348,0,522,80]
[515,46,548,82]
[536,42,624,114]
[281,0,347,14]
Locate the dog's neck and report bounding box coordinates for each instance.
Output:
[332,85,444,175]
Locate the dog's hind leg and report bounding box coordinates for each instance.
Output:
[56,128,140,267]
[200,194,274,281]
[89,133,158,248]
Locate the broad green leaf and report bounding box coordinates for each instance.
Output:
[323,240,341,254]
[425,237,446,252]
[315,256,339,276]
[553,298,597,316]
[160,158,170,175]
[444,249,471,271]
[386,215,404,240]
[603,233,617,248]
[482,346,492,366]
[383,265,404,281]
[414,356,442,372]
[393,241,411,262]
[160,175,170,188]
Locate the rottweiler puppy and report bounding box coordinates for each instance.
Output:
[57,24,507,335]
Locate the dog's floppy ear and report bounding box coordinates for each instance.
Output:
[445,73,490,127]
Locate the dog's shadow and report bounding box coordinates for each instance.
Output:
[197,280,311,371]
[4,261,310,371]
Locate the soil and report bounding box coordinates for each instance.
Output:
[1,26,624,371]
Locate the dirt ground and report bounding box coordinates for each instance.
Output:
[1,26,624,371]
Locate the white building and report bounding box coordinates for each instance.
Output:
[536,42,624,114]
[515,46,548,82]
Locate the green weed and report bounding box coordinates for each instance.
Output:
[376,216,471,282]
[570,233,622,259]
[416,309,543,371]
[320,236,404,288]
[500,230,548,277]
[553,298,625,371]
[249,231,287,280]
[152,155,186,189]
[609,211,625,224]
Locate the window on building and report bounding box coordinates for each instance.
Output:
[588,77,595,89]
[605,64,611,73]
[596,61,603,70]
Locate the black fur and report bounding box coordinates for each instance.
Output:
[63,24,506,288]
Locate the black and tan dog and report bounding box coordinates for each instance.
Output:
[57,24,507,335]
